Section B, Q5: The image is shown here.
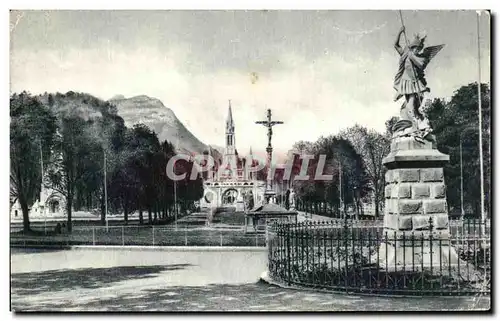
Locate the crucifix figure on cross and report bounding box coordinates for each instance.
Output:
[255,109,284,204]
[255,109,284,149]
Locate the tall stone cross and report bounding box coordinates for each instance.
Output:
[255,109,284,203]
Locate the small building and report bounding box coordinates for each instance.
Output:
[244,203,298,233]
[10,136,66,220]
[10,188,65,220]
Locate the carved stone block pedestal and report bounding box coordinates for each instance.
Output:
[376,135,460,270]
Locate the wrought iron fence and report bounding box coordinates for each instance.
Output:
[11,226,267,247]
[267,219,490,296]
[296,199,382,220]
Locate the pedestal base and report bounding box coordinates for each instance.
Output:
[376,241,460,271]
[379,134,459,272]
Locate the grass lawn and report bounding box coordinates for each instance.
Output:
[212,211,246,225]
[11,226,266,247]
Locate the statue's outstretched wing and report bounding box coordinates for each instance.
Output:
[422,44,445,65]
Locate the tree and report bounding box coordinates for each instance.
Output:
[47,116,92,232]
[425,83,491,217]
[10,92,57,232]
[292,136,370,218]
[385,116,399,136]
[122,124,162,224]
[93,114,127,225]
[339,125,390,217]
[159,141,176,219]
[41,91,129,230]
[174,157,204,211]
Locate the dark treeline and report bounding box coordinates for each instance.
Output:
[290,130,388,219]
[10,83,491,232]
[10,91,204,233]
[290,83,491,219]
[425,83,491,217]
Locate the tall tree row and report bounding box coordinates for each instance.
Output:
[11,91,204,232]
[339,125,390,217]
[10,92,57,232]
[291,136,371,217]
[290,83,490,219]
[425,83,491,217]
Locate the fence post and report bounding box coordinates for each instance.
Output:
[92,227,95,246]
[255,232,258,247]
[122,226,124,246]
[185,226,188,246]
[220,232,223,247]
[152,226,155,246]
[483,219,487,275]
[286,224,291,284]
[265,224,269,247]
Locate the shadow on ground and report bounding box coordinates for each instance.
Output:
[11,280,490,312]
[11,264,191,296]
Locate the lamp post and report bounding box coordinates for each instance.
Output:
[353,187,358,221]
[339,161,343,219]
[39,139,47,233]
[459,138,464,220]
[174,134,179,231]
[104,148,108,232]
[476,13,487,243]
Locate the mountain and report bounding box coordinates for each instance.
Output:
[210,145,225,155]
[110,95,211,156]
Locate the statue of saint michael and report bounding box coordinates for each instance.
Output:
[393,26,444,142]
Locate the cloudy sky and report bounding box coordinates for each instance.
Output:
[10,10,490,155]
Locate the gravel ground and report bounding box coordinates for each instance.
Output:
[10,248,490,312]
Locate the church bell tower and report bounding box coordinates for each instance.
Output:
[225,100,236,156]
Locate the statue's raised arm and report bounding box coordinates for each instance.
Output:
[392,31,445,143]
[394,26,406,55]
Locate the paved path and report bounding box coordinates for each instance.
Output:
[10,248,490,311]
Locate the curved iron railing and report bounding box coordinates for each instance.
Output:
[266,219,490,296]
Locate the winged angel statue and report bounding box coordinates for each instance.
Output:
[392,26,445,143]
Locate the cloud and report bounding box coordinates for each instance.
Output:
[10,13,490,158]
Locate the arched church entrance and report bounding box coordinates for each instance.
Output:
[203,189,216,204]
[222,189,238,205]
[48,199,60,214]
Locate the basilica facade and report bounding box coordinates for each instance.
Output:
[199,101,266,211]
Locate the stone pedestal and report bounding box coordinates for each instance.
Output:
[377,135,459,270]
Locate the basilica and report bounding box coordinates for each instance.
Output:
[199,101,266,210]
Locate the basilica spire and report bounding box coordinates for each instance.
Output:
[226,100,234,133]
[225,100,236,156]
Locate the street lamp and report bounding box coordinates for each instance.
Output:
[174,133,181,231]
[39,138,47,234]
[353,187,358,220]
[104,148,108,232]
[338,161,344,220]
